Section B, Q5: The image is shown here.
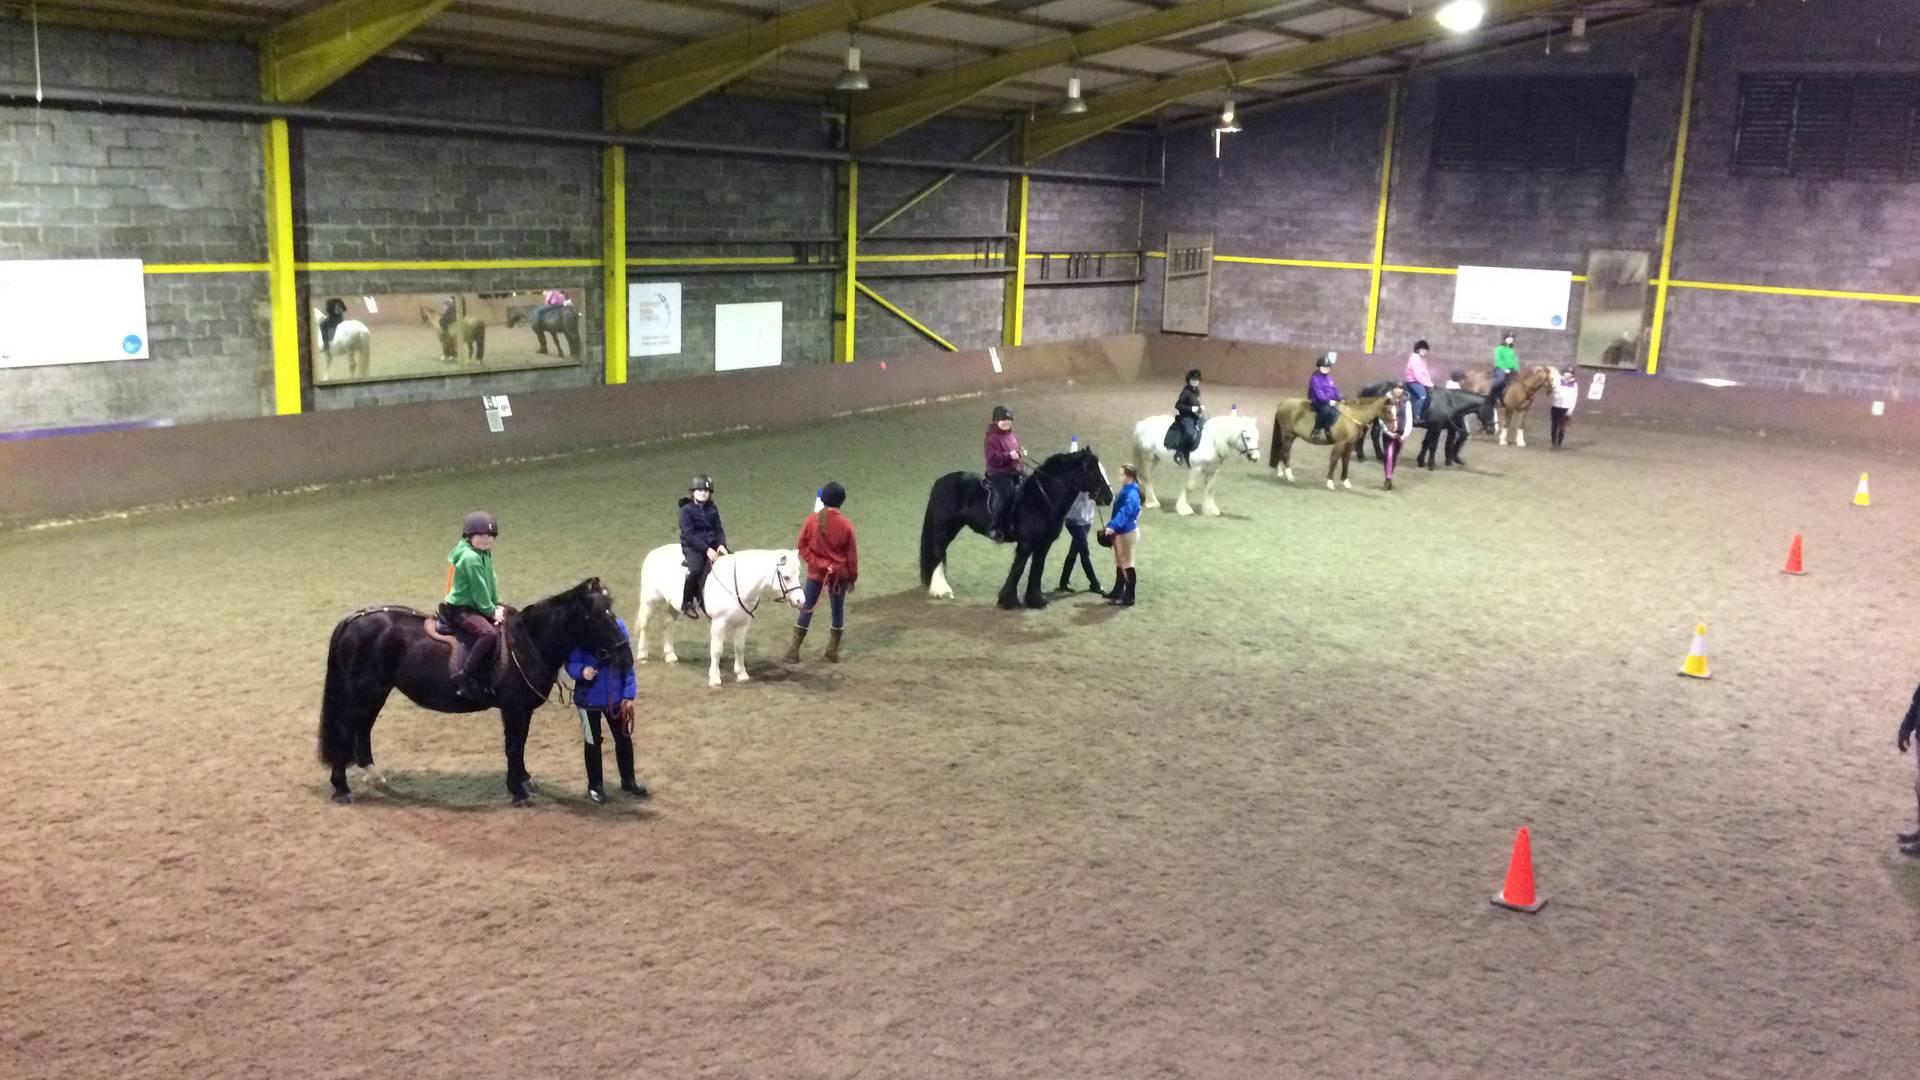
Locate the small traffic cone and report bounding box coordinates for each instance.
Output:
[1491,826,1546,914]
[1853,473,1871,507]
[1678,623,1710,680]
[1070,435,1079,452]
[1781,534,1806,575]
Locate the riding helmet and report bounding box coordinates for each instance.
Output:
[1185,368,1203,383]
[1316,353,1335,369]
[992,404,1013,423]
[462,510,498,537]
[1414,339,1431,352]
[820,481,847,509]
[689,475,716,493]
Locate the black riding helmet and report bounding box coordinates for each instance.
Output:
[820,481,847,508]
[1185,368,1202,383]
[462,510,498,538]
[689,475,715,493]
[991,404,1013,423]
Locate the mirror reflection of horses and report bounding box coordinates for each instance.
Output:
[418,306,485,366]
[317,299,372,379]
[1268,392,1401,490]
[507,305,582,358]
[1461,365,1557,446]
[317,579,631,806]
[633,545,806,688]
[1413,389,1491,470]
[919,449,1113,609]
[1129,413,1260,516]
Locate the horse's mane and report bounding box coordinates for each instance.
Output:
[1034,448,1094,473]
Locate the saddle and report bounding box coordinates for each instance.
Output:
[425,609,511,677]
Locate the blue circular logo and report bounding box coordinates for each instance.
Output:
[1550,315,1564,328]
[122,334,143,354]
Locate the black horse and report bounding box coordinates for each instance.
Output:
[507,305,582,358]
[317,578,631,806]
[1413,389,1492,470]
[919,449,1113,610]
[1353,379,1401,463]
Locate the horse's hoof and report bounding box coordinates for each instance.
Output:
[1176,505,1194,516]
[332,792,353,805]
[512,796,532,808]
[736,672,750,683]
[1342,480,1353,490]
[1325,480,1335,490]
[1025,595,1049,610]
[663,655,678,665]
[997,596,1022,611]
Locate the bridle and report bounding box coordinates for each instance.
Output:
[715,554,804,620]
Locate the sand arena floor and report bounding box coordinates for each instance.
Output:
[2,382,1917,1078]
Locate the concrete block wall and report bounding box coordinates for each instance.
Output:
[0,26,269,430]
[1025,134,1150,344]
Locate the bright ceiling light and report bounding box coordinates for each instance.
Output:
[1563,15,1592,54]
[1216,97,1241,134]
[833,45,869,93]
[1061,76,1088,116]
[1435,0,1486,33]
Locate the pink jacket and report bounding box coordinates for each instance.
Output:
[1405,351,1434,388]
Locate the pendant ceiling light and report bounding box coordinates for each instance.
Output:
[1216,97,1241,134]
[1061,76,1088,116]
[1563,15,1592,54]
[833,43,870,93]
[1435,0,1486,33]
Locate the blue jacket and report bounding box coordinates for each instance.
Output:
[566,617,636,708]
[1107,482,1142,534]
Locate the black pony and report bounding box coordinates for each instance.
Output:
[317,578,631,806]
[919,449,1113,610]
[1353,379,1400,463]
[1413,389,1492,470]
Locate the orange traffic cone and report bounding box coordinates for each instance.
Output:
[1492,826,1547,914]
[1781,534,1806,576]
[1678,623,1710,679]
[1854,473,1871,507]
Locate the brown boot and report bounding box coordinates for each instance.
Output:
[782,627,806,664]
[824,629,843,663]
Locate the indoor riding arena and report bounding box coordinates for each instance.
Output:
[5,1,1919,1077]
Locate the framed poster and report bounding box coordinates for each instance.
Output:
[1577,250,1650,370]
[311,289,584,385]
[0,259,149,368]
[628,282,682,358]
[1453,265,1571,330]
[714,302,782,372]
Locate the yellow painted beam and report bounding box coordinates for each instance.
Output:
[1645,9,1704,376]
[606,0,937,130]
[1003,173,1028,348]
[602,146,628,386]
[297,258,601,271]
[1220,255,1371,271]
[834,164,858,363]
[144,262,272,274]
[262,118,301,416]
[1665,279,1920,305]
[1363,83,1397,355]
[863,130,1012,237]
[1024,0,1565,161]
[855,282,957,352]
[850,0,1286,150]
[261,0,454,103]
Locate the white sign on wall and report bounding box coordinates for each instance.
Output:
[714,301,783,372]
[0,259,151,368]
[627,282,682,358]
[1452,265,1572,331]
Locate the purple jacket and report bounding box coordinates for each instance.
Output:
[984,426,1023,477]
[1308,371,1341,404]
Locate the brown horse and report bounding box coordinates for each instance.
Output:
[1268,391,1402,491]
[418,306,487,366]
[1461,364,1556,447]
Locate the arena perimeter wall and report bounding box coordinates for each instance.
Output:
[0,337,1141,528]
[1140,337,1920,452]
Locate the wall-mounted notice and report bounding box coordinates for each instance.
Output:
[1452,265,1572,331]
[714,302,783,372]
[627,282,682,358]
[0,259,150,368]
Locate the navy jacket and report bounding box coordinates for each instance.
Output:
[678,498,728,553]
[565,617,637,708]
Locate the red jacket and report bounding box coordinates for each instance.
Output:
[797,508,858,585]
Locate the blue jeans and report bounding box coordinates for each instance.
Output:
[796,577,846,631]
[1407,382,1430,420]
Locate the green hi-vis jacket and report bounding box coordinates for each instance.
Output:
[445,539,500,612]
[1494,344,1519,372]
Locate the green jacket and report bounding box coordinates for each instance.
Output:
[1494,344,1519,372]
[445,539,499,612]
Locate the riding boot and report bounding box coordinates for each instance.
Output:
[824,629,843,663]
[583,741,606,804]
[783,626,807,664]
[1121,567,1137,607]
[681,574,701,620]
[614,738,648,798]
[1103,576,1126,603]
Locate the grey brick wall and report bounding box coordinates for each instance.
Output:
[0,23,266,432]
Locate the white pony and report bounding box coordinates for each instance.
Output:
[634,545,806,688]
[1129,413,1262,516]
[314,308,372,380]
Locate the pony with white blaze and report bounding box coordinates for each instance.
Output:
[1130,413,1262,516]
[633,545,806,688]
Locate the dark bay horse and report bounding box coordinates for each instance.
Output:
[1414,389,1491,470]
[919,449,1113,610]
[318,578,631,806]
[508,305,582,358]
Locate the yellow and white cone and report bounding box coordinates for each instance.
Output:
[1853,472,1871,507]
[1678,623,1711,680]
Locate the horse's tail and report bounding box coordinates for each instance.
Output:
[1267,411,1283,470]
[316,616,355,767]
[918,478,948,587]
